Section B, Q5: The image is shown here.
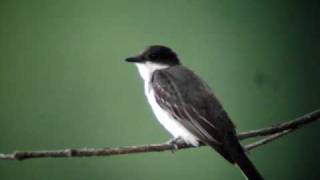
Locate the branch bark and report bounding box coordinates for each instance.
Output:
[0,109,319,161]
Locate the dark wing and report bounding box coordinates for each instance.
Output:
[151,66,236,163]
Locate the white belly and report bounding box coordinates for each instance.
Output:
[144,83,199,146]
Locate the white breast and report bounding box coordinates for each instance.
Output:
[135,62,199,146]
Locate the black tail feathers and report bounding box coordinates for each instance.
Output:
[224,132,264,180]
[236,152,264,180]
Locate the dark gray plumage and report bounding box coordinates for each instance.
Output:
[152,66,235,162]
[126,45,264,180]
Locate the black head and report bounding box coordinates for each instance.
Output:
[125,45,180,66]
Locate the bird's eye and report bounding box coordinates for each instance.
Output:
[149,54,157,59]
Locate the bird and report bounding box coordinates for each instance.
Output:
[125,45,264,180]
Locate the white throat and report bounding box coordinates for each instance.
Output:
[135,62,169,82]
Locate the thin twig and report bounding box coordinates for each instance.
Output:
[244,129,292,151]
[237,109,320,140]
[0,109,319,161]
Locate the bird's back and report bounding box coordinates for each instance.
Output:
[153,66,264,179]
[152,65,237,163]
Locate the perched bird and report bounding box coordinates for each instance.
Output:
[125,45,263,180]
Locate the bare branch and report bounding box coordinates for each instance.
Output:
[244,130,292,151]
[0,109,319,161]
[238,109,320,139]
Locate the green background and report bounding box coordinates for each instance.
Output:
[0,0,319,179]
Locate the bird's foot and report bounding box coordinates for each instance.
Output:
[166,137,185,153]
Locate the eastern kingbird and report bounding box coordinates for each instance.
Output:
[125,45,263,180]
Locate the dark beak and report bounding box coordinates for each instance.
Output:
[125,56,142,63]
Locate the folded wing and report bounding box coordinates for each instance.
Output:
[151,66,236,163]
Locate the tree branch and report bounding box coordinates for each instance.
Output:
[244,129,291,151]
[0,109,319,161]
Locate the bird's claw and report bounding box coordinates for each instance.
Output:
[166,137,185,153]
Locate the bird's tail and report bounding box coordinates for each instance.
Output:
[235,151,264,180]
[224,132,264,180]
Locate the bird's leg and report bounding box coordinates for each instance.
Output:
[166,137,185,153]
